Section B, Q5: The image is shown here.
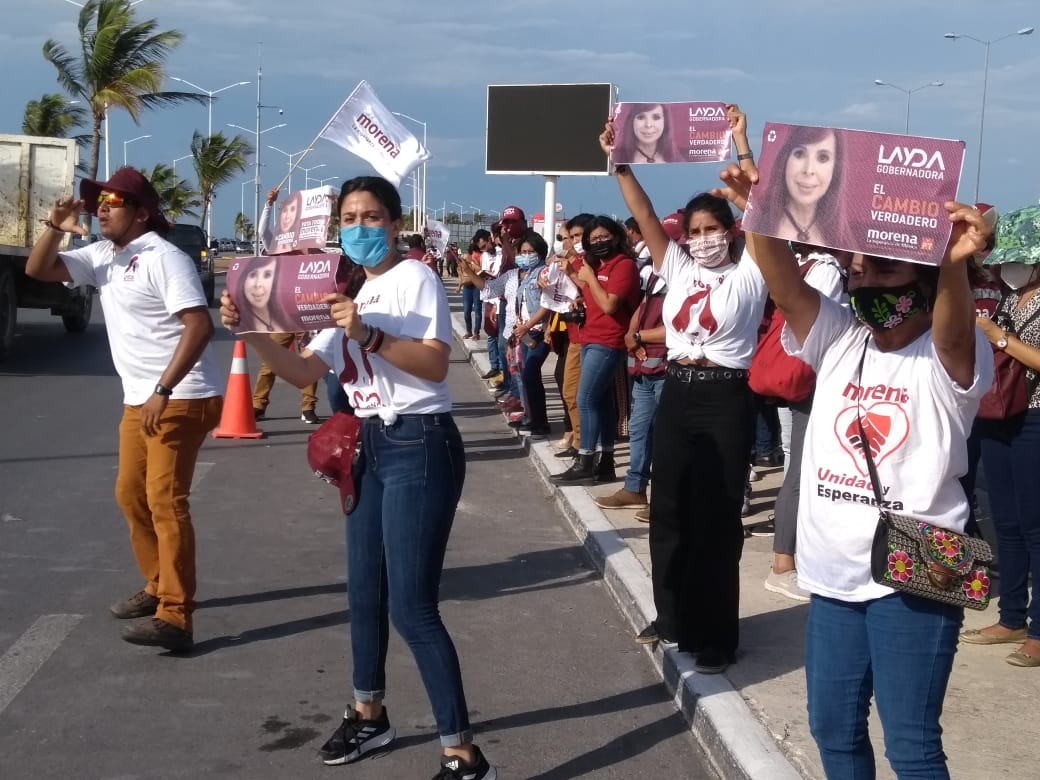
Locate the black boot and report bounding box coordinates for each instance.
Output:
[550,453,597,485]
[594,452,617,483]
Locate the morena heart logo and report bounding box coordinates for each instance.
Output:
[351,390,381,409]
[833,402,910,476]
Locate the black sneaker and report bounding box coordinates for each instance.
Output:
[635,621,675,645]
[432,745,496,780]
[318,708,395,766]
[480,369,499,380]
[694,647,733,674]
[121,617,193,652]
[253,407,266,421]
[109,589,159,619]
[301,410,321,425]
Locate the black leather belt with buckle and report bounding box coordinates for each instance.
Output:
[666,363,749,383]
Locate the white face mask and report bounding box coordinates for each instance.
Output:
[572,240,583,255]
[1000,262,1038,290]
[687,233,731,268]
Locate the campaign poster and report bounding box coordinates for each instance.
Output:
[610,101,731,165]
[742,123,965,266]
[538,263,580,313]
[269,185,336,255]
[423,220,451,253]
[227,252,349,334]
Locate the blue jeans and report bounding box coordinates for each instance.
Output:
[520,333,550,427]
[576,344,625,453]
[486,327,503,372]
[979,409,1040,638]
[346,413,471,747]
[624,373,664,492]
[461,286,481,336]
[324,371,350,415]
[806,593,963,779]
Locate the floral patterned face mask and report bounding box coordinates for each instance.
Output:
[849,282,928,331]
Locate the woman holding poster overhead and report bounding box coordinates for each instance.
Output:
[220,176,496,780]
[259,187,304,255]
[599,106,768,674]
[754,125,845,248]
[612,103,683,165]
[713,153,994,776]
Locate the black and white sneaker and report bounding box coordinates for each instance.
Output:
[301,410,321,425]
[318,708,395,766]
[432,745,496,780]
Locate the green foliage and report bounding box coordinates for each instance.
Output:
[22,93,86,138]
[190,131,251,231]
[143,162,200,222]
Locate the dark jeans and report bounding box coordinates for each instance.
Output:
[979,409,1040,639]
[461,286,481,336]
[806,593,962,779]
[520,332,550,427]
[753,393,780,458]
[648,373,752,654]
[773,398,812,557]
[576,344,625,453]
[346,413,471,747]
[324,371,350,415]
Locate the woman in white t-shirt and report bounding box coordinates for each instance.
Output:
[219,176,495,780]
[600,116,769,675]
[714,160,994,778]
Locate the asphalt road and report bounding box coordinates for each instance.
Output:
[0,305,714,779]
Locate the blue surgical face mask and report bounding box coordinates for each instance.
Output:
[515,252,539,269]
[340,225,390,268]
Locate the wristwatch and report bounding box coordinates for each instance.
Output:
[633,331,643,346]
[996,335,1009,350]
[154,383,173,397]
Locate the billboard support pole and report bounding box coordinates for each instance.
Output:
[542,175,558,245]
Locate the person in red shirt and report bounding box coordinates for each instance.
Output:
[551,216,641,485]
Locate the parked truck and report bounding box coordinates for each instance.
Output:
[0,133,94,361]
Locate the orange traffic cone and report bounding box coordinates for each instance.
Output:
[212,340,265,439]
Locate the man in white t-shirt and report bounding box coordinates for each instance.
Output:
[26,167,222,652]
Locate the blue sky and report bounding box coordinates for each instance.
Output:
[3,0,1039,237]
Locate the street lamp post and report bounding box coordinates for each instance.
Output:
[169,77,251,138]
[392,111,428,231]
[944,27,1035,201]
[449,201,464,224]
[872,79,944,133]
[230,121,286,253]
[123,134,151,167]
[300,163,327,188]
[316,175,339,187]
[172,154,192,174]
[267,146,309,194]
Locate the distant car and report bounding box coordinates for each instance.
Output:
[167,224,215,305]
[237,240,253,253]
[218,238,236,252]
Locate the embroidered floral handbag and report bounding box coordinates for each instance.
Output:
[869,512,993,610]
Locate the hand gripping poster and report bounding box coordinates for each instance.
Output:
[742,123,965,265]
[227,253,350,334]
[610,101,731,165]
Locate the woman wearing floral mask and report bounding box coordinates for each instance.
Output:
[714,147,994,775]
[220,176,496,780]
[965,205,1040,670]
[598,107,769,674]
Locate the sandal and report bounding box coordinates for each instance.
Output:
[960,626,1028,645]
[1006,649,1040,667]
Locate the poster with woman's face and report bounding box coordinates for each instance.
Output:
[227,252,349,334]
[610,101,731,165]
[743,122,965,266]
[270,185,337,255]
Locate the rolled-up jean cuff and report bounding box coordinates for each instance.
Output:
[440,729,475,748]
[353,688,386,704]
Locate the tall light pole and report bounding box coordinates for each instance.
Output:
[300,163,327,188]
[169,77,251,138]
[392,111,427,231]
[449,201,464,223]
[230,120,286,252]
[872,79,943,133]
[123,134,151,166]
[173,154,192,174]
[944,27,1035,201]
[316,175,339,187]
[267,146,308,193]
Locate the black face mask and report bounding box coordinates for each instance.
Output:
[586,239,616,260]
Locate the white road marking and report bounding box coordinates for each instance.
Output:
[0,614,83,716]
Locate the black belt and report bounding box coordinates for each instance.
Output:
[362,412,454,426]
[666,362,748,383]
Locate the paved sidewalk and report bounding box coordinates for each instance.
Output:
[446,292,1031,780]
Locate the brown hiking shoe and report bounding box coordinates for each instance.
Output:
[109,590,159,619]
[121,617,193,652]
[594,488,648,510]
[634,507,650,523]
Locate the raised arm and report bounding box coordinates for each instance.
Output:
[932,202,992,389]
[26,197,87,283]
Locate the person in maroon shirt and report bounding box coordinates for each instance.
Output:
[552,216,641,485]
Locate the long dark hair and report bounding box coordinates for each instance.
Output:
[682,193,739,262]
[585,216,636,260]
[234,255,291,330]
[613,103,680,164]
[337,176,403,221]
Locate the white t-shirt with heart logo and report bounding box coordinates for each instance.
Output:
[782,294,993,602]
[307,260,451,422]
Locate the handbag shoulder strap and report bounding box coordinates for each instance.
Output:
[854,335,888,510]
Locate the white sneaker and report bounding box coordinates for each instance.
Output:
[764,569,810,602]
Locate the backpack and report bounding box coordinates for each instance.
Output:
[748,260,818,403]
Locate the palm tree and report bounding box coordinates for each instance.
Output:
[42,0,205,180]
[143,162,201,222]
[234,212,253,242]
[22,93,86,138]
[190,131,251,232]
